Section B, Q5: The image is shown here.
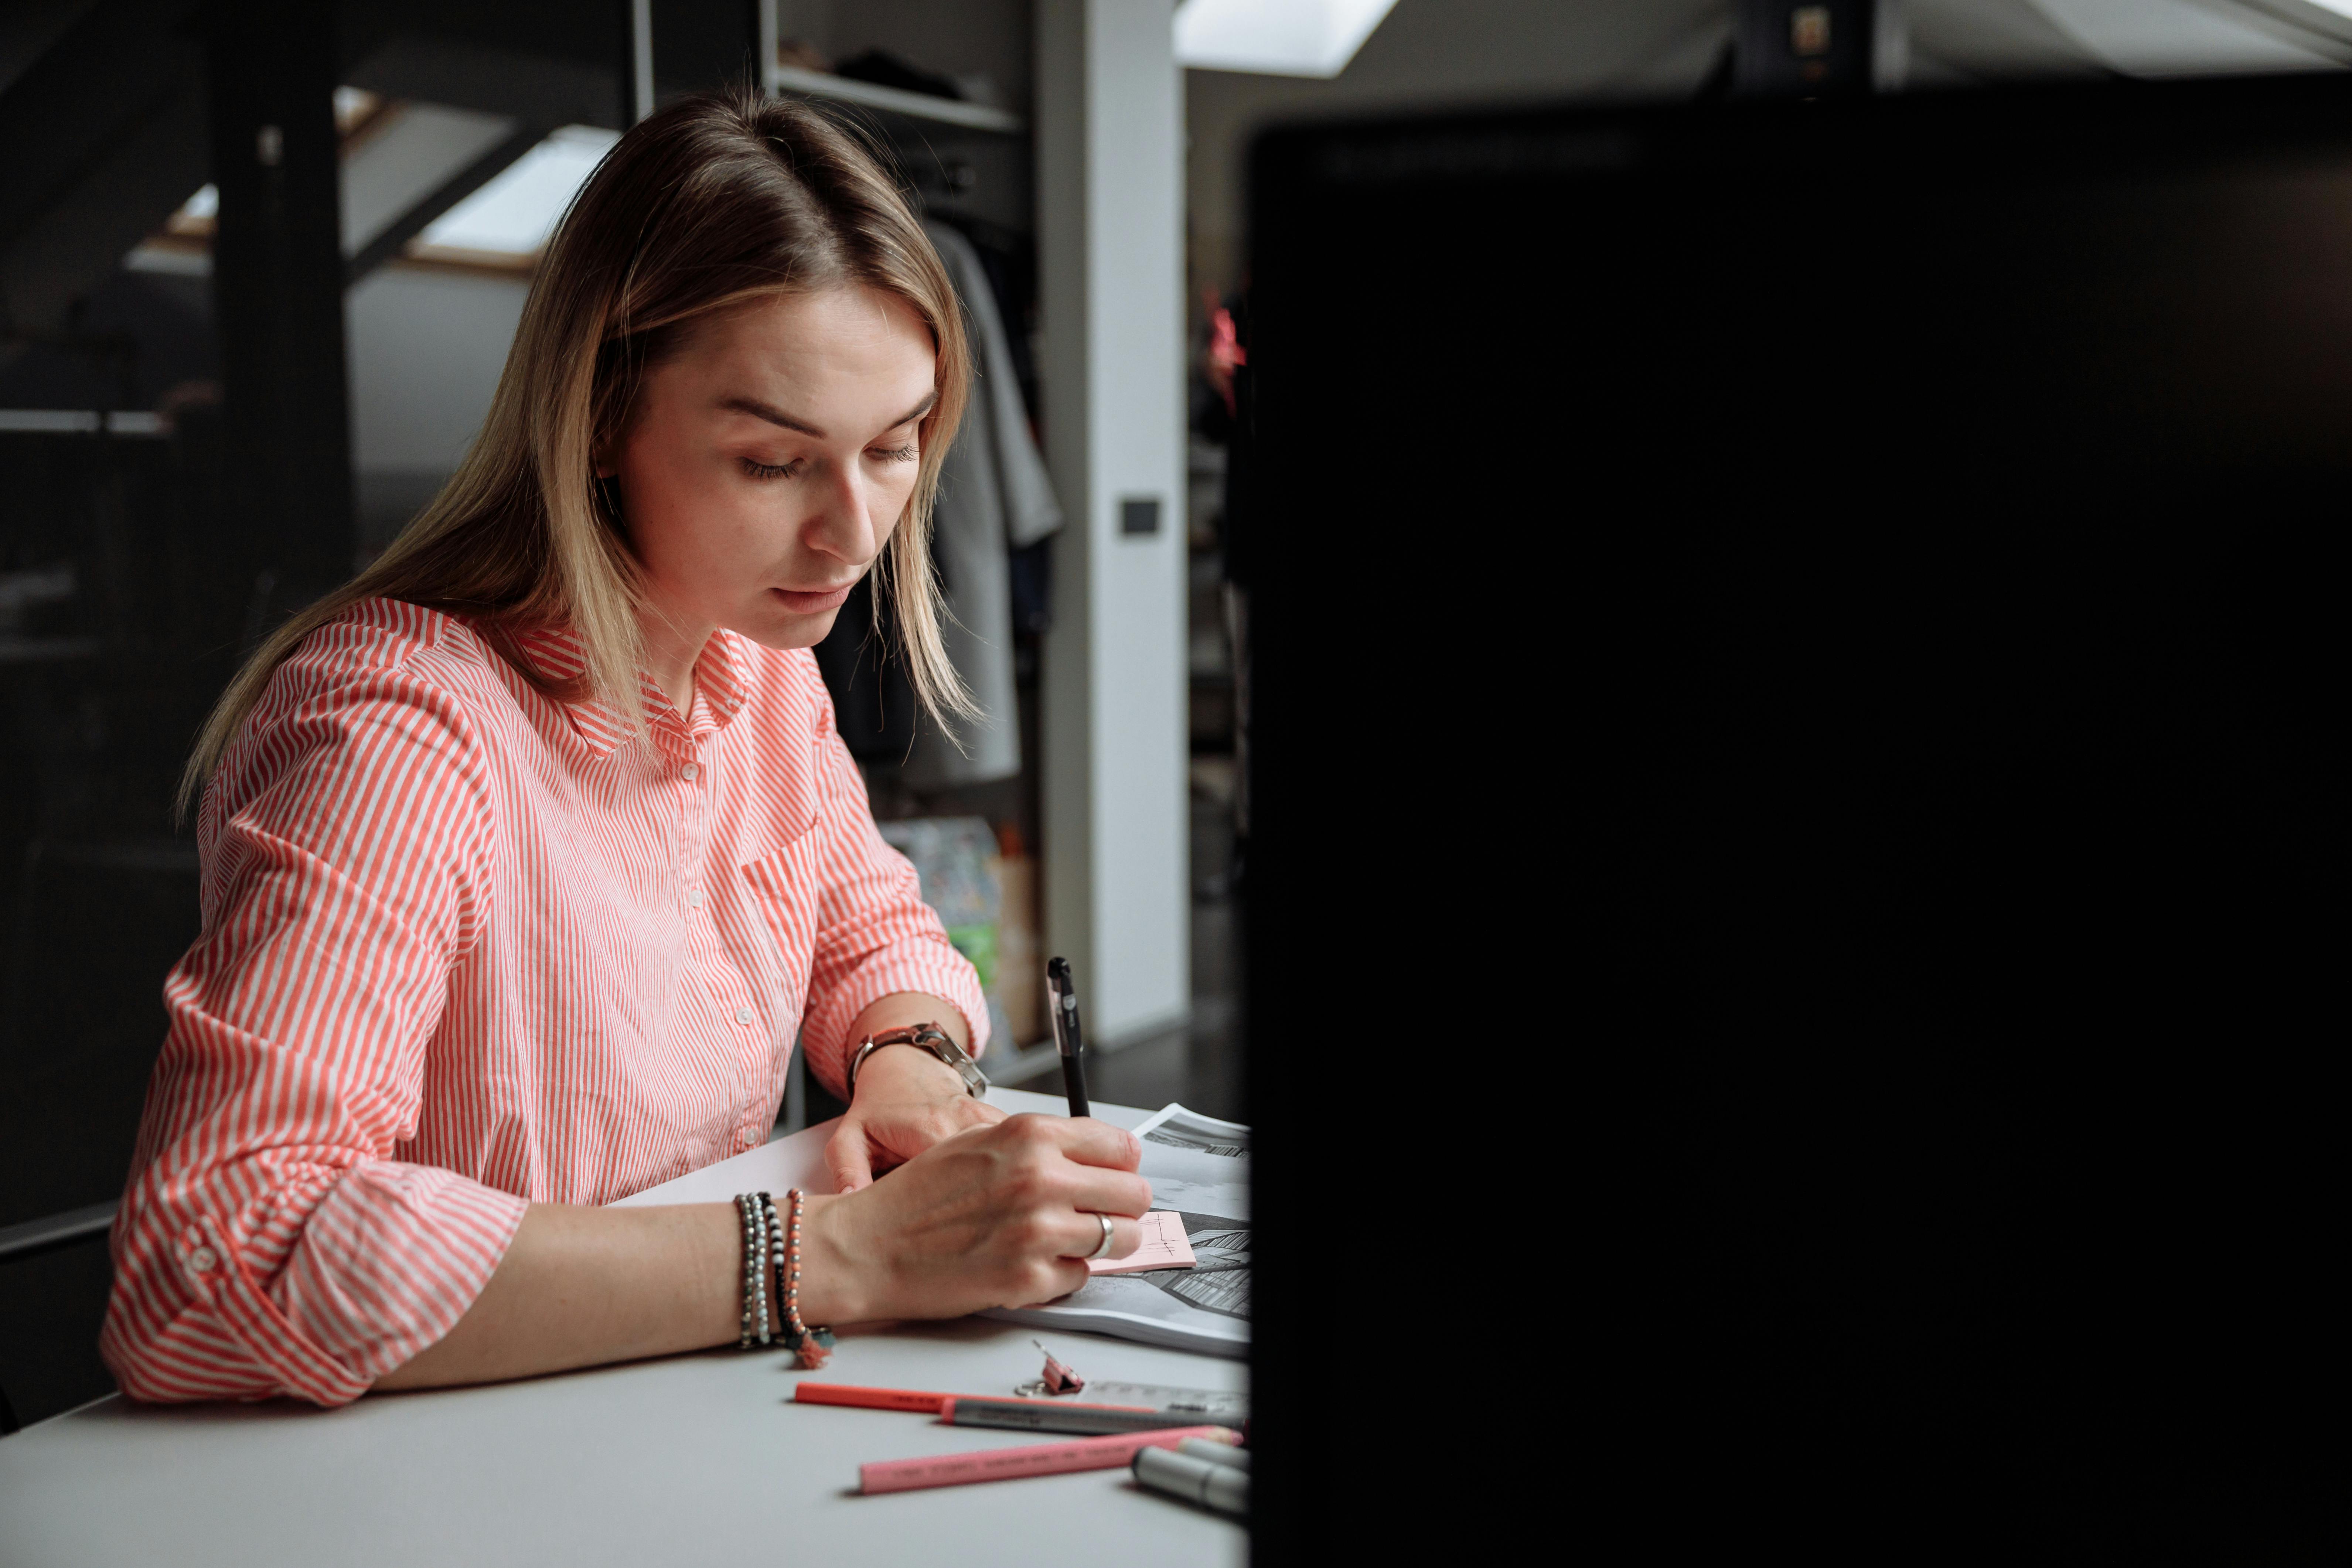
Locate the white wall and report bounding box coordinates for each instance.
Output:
[347,265,528,470]
[1037,0,1189,1044]
[345,265,529,551]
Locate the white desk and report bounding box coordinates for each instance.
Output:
[0,1090,1247,1568]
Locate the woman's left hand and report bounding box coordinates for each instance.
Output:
[825,1043,1005,1191]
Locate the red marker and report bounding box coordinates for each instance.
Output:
[794,1383,955,1414]
[858,1426,1241,1494]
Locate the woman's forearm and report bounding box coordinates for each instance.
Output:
[376,1193,870,1392]
[375,1201,732,1390]
[375,987,1137,1395]
[379,993,972,1393]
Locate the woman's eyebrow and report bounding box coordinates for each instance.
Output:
[719,391,938,438]
[720,395,826,437]
[889,392,940,429]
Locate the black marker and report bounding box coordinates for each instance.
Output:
[1045,956,1091,1118]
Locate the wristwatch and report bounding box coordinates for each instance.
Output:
[846,1021,990,1100]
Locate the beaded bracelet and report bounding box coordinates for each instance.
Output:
[734,1192,773,1350]
[773,1187,835,1369]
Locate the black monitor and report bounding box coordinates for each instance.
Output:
[1240,75,2342,1546]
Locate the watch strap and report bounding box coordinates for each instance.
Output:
[846,1022,989,1100]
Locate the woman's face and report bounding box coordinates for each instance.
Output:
[607,285,937,652]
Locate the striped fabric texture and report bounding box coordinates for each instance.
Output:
[100,600,987,1405]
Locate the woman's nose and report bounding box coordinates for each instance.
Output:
[804,459,878,565]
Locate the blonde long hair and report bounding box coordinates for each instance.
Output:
[179,89,974,818]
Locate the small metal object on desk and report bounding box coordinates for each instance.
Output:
[1032,1339,1085,1394]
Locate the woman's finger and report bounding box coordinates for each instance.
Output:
[1017,1258,1091,1307]
[866,1097,1003,1163]
[956,1098,1009,1130]
[1055,1211,1142,1262]
[1061,1166,1154,1220]
[1009,1112,1140,1171]
[824,1115,874,1193]
[927,1096,1005,1148]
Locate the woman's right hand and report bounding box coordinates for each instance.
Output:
[798,1114,1151,1324]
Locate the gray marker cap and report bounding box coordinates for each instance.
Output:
[1133,1444,1250,1517]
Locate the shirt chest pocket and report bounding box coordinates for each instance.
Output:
[740,836,825,1026]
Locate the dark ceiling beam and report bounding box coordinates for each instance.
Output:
[0,0,103,101]
[345,35,624,132]
[0,71,207,347]
[0,0,206,341]
[338,0,630,94]
[0,0,202,245]
[207,0,351,586]
[344,122,550,286]
[648,0,764,101]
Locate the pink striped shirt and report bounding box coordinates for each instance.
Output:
[100,599,988,1406]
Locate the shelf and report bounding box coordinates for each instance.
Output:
[766,64,1024,135]
[0,637,102,665]
[0,409,166,436]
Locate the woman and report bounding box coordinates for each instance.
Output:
[100,91,1149,1405]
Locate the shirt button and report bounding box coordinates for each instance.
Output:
[188,1246,219,1273]
[734,1006,755,1025]
[679,763,698,781]
[688,889,703,908]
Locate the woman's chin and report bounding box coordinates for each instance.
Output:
[733,601,842,652]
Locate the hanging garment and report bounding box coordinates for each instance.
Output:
[812,573,914,764]
[901,218,1062,789]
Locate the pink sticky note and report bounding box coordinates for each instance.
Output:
[1087,1210,1197,1275]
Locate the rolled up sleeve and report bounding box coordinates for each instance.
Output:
[797,721,991,1098]
[101,633,524,1407]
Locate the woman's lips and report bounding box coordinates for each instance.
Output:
[770,583,855,614]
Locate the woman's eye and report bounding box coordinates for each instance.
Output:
[870,441,919,464]
[740,457,800,480]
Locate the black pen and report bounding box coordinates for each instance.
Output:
[1045,956,1091,1118]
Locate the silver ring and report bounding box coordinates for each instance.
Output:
[1084,1212,1118,1261]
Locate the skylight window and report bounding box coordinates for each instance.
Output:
[170,184,217,231]
[334,85,379,129]
[1173,0,1399,78]
[415,125,620,260]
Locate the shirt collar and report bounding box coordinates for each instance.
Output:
[511,623,751,757]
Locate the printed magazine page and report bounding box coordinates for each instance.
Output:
[982,1104,1250,1357]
